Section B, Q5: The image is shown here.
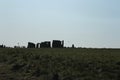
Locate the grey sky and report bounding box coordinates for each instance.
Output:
[0,0,120,48]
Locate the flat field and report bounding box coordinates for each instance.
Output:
[0,48,120,80]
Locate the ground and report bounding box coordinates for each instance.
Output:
[0,48,120,80]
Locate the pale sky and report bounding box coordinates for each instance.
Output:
[0,0,120,48]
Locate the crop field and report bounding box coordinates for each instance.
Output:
[0,48,120,80]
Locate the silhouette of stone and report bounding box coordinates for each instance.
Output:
[40,41,51,48]
[36,43,40,48]
[0,44,5,48]
[27,42,35,48]
[72,44,75,48]
[61,40,64,48]
[0,45,3,48]
[52,40,64,48]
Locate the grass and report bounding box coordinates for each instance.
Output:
[0,48,120,80]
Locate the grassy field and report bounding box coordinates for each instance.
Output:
[0,48,120,80]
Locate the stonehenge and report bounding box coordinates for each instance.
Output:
[0,40,76,48]
[27,40,64,48]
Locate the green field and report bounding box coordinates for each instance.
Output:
[0,48,120,80]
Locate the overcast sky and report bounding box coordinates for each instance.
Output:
[0,0,120,48]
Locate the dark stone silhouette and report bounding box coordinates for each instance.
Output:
[0,45,5,48]
[40,41,51,48]
[52,40,64,48]
[26,40,65,48]
[36,43,40,48]
[27,42,35,48]
[72,44,75,48]
[0,45,3,48]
